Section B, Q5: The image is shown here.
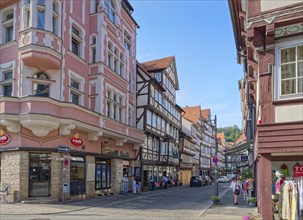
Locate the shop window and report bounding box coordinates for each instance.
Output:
[70,156,85,196]
[95,160,111,189]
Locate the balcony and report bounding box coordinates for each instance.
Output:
[19,28,62,70]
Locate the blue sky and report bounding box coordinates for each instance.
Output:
[130,0,244,129]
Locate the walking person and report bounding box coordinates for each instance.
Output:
[161,173,168,189]
[230,177,240,205]
[132,175,137,193]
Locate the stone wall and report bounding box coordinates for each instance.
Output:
[85,155,95,197]
[0,151,29,202]
[111,158,123,193]
[51,153,64,202]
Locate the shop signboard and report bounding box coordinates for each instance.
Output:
[0,128,10,145]
[241,155,248,161]
[69,133,84,147]
[294,164,303,178]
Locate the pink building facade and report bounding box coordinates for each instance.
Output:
[0,0,143,202]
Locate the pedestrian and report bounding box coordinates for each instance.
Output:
[132,175,137,193]
[230,177,240,205]
[136,176,141,192]
[161,173,168,189]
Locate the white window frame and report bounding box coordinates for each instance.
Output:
[1,5,15,44]
[70,22,84,58]
[68,71,84,106]
[106,87,125,123]
[275,37,303,101]
[90,35,97,63]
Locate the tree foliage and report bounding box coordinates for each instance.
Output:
[217,125,241,143]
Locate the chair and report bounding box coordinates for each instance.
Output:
[0,186,9,203]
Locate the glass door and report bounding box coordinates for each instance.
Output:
[70,156,85,196]
[29,153,51,197]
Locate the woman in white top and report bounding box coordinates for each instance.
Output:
[230,177,239,205]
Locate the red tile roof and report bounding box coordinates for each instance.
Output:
[142,56,175,72]
[233,133,246,146]
[201,108,210,120]
[182,105,201,123]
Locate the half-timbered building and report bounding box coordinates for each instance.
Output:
[136,57,182,190]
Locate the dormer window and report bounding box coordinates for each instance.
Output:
[105,0,115,24]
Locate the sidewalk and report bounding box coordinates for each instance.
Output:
[199,189,262,220]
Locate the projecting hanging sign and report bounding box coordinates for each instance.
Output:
[69,133,84,147]
[0,128,10,145]
[294,164,303,178]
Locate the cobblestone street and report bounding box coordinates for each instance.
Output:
[1,184,230,220]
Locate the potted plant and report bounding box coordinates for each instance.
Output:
[210,196,220,205]
[242,213,257,220]
[247,197,257,207]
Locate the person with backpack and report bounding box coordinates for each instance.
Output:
[230,177,240,205]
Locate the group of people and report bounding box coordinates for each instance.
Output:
[131,173,169,193]
[230,176,254,205]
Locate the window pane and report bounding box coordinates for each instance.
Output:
[281,79,296,95]
[71,80,79,89]
[33,83,49,97]
[298,62,303,77]
[4,71,12,80]
[38,0,45,5]
[72,27,80,36]
[281,47,295,63]
[281,63,295,79]
[298,78,303,93]
[38,11,45,30]
[6,26,13,42]
[298,45,303,61]
[72,38,79,55]
[4,84,12,96]
[71,92,79,104]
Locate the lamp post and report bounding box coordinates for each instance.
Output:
[201,114,218,197]
[213,115,218,197]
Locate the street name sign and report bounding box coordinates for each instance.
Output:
[58,146,70,153]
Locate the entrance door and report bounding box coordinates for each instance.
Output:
[70,156,85,196]
[29,153,51,197]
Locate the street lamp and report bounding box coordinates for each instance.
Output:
[200,115,218,197]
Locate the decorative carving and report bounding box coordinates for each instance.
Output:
[20,119,59,137]
[1,120,19,133]
[88,131,103,141]
[60,124,75,136]
[275,22,303,38]
[116,138,127,146]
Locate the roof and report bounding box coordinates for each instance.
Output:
[182,105,201,123]
[233,133,246,146]
[142,56,175,72]
[201,109,210,120]
[217,133,225,143]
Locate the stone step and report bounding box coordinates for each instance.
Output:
[21,197,56,204]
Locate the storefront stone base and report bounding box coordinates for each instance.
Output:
[111,159,123,193]
[1,151,29,202]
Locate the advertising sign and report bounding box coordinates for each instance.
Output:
[0,128,10,145]
[294,164,303,178]
[69,133,84,147]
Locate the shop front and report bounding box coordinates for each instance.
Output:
[29,153,51,197]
